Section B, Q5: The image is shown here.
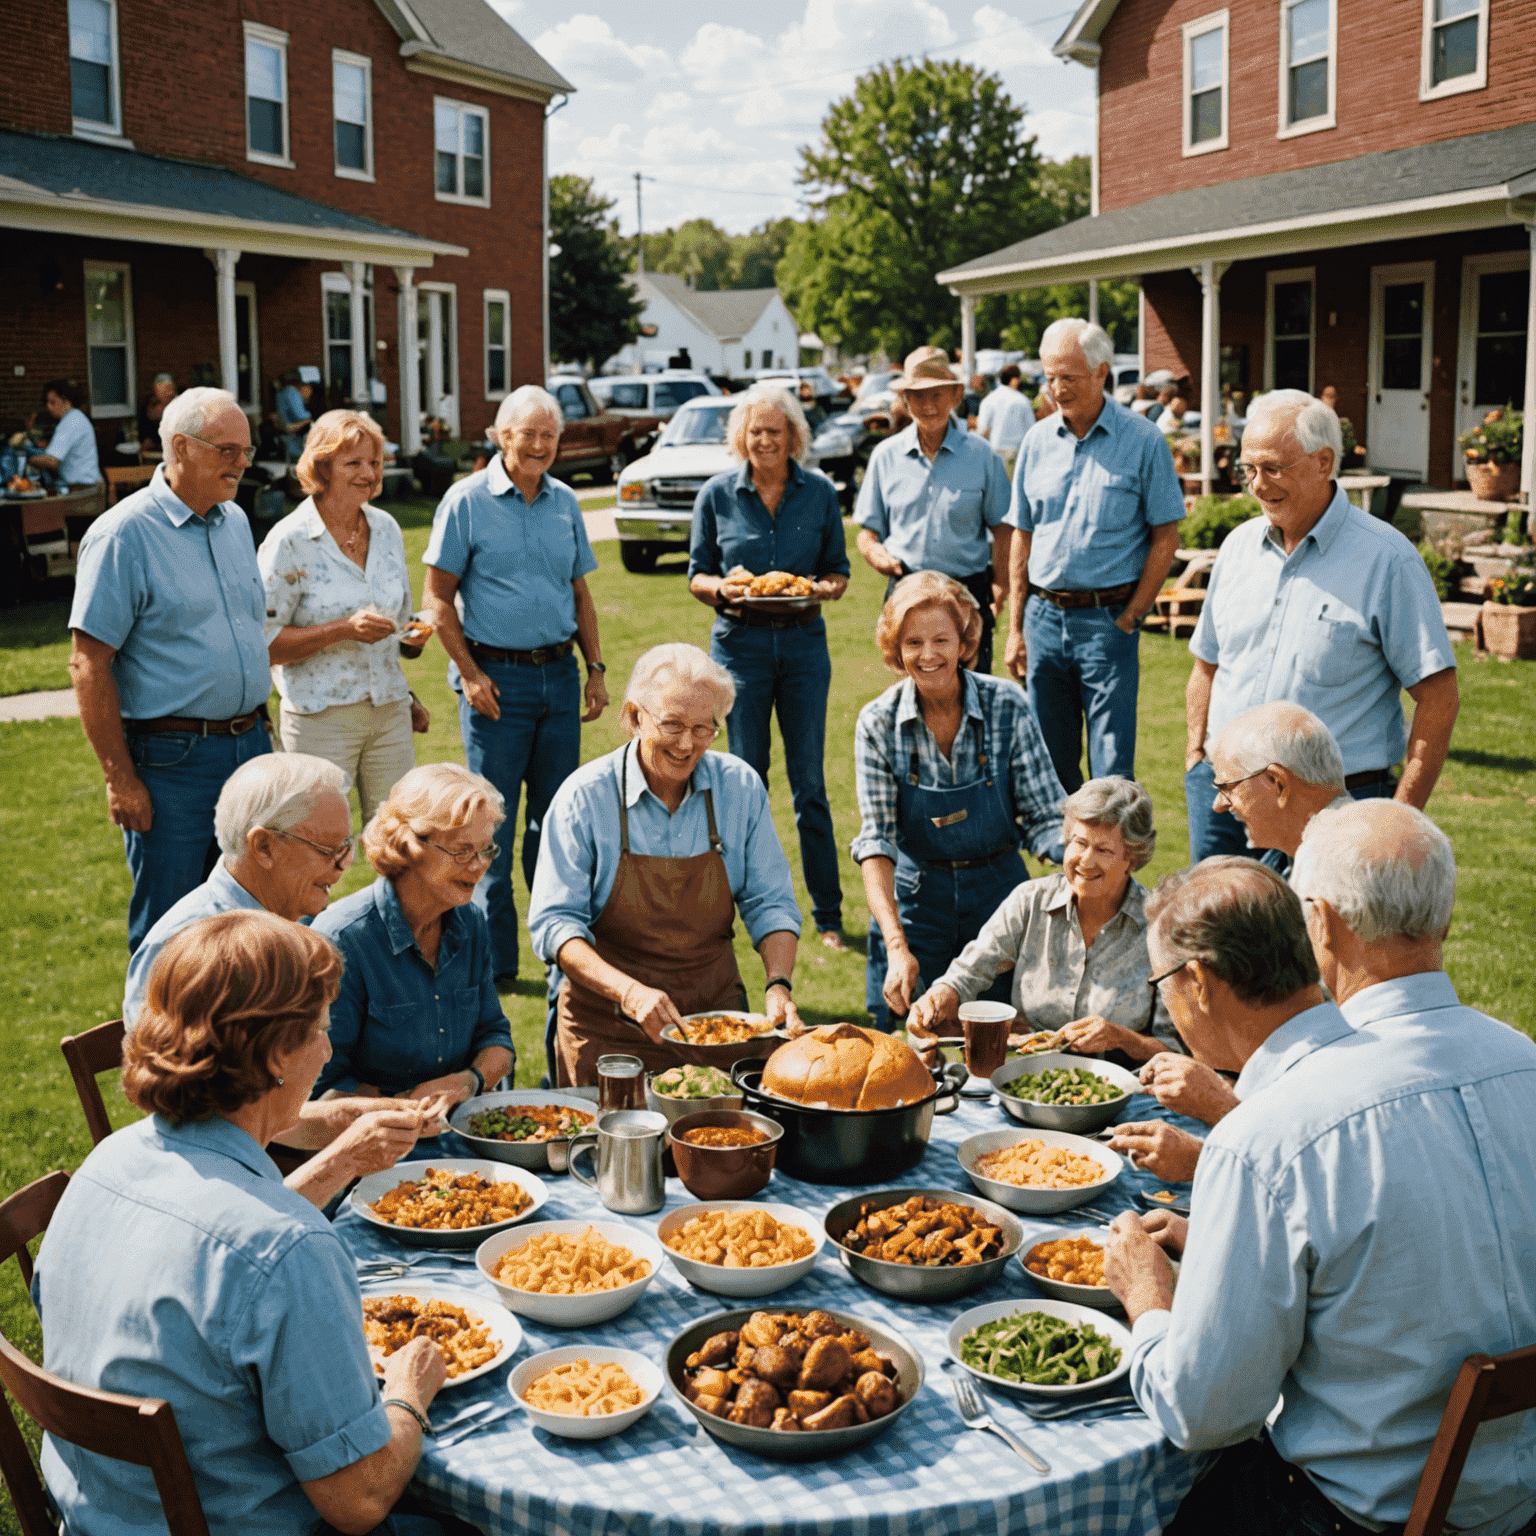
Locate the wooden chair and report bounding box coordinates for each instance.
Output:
[1146,548,1218,638]
[0,1173,212,1536]
[59,1019,126,1147]
[1402,1345,1536,1536]
[103,465,155,506]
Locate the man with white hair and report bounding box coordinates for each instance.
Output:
[1003,318,1184,792]
[1104,831,1536,1536]
[1184,388,1458,862]
[68,387,274,951]
[423,385,610,988]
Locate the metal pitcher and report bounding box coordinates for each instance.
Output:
[567,1109,668,1214]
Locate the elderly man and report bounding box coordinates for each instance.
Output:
[1185,389,1458,863]
[69,387,273,952]
[1003,318,1184,792]
[1104,838,1536,1536]
[27,380,101,489]
[423,385,609,987]
[854,346,1012,675]
[975,363,1033,480]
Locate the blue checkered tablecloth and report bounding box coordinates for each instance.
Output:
[336,1092,1208,1536]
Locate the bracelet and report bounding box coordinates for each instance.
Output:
[765,975,794,994]
[383,1398,433,1436]
[464,1064,485,1097]
[587,660,607,674]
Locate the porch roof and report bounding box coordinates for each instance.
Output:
[938,121,1536,295]
[0,130,467,266]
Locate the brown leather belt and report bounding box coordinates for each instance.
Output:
[1029,581,1137,610]
[467,638,574,666]
[721,606,821,630]
[126,707,267,737]
[1344,768,1393,790]
[927,845,1019,871]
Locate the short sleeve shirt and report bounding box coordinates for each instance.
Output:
[687,461,849,583]
[46,407,101,484]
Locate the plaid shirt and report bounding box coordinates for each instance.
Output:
[850,671,1065,864]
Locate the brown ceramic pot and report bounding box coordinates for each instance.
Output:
[667,1110,782,1200]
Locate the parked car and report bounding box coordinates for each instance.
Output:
[546,377,646,482]
[751,366,842,404]
[810,396,901,513]
[589,372,720,431]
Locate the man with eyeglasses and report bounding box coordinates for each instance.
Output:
[69,387,275,952]
[1183,389,1458,864]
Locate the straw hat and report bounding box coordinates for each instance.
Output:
[893,346,961,393]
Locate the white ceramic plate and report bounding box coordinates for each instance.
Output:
[661,1011,777,1047]
[509,1346,663,1439]
[656,1201,823,1297]
[349,1160,548,1249]
[948,1297,1132,1397]
[475,1218,665,1327]
[956,1127,1122,1214]
[360,1285,522,1389]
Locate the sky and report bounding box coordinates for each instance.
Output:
[489,0,1095,237]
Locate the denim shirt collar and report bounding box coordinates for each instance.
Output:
[1337,970,1462,1029]
[621,739,696,811]
[153,1112,282,1182]
[146,464,227,528]
[1262,483,1350,559]
[208,859,264,910]
[373,875,422,956]
[487,455,550,508]
[733,459,806,498]
[1052,395,1118,444]
[895,669,985,731]
[897,420,965,462]
[1234,1000,1354,1101]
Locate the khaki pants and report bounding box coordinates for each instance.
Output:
[278,697,414,824]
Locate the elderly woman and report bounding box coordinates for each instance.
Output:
[311,763,515,1111]
[259,409,429,824]
[688,384,850,948]
[908,777,1182,1063]
[528,643,805,1086]
[852,571,1067,1031]
[35,912,454,1534]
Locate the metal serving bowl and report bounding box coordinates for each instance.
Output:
[665,1304,924,1462]
[957,1126,1123,1215]
[821,1187,1024,1303]
[449,1090,600,1172]
[990,1053,1140,1134]
[644,1071,743,1129]
[659,1011,783,1070]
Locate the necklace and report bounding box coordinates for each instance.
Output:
[331,512,367,556]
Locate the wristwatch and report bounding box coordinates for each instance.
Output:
[765,975,794,994]
[464,1064,485,1097]
[588,661,607,674]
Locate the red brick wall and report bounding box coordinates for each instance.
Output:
[1099,0,1535,212]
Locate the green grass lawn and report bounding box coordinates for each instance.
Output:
[1,497,1533,1531]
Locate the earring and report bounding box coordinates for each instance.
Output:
[276,1076,285,1086]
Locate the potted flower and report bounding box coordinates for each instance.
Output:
[1478,554,1536,661]
[1458,407,1523,503]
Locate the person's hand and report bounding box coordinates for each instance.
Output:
[765,986,803,1034]
[620,981,684,1040]
[329,1106,428,1178]
[409,696,430,733]
[1185,747,1206,772]
[1138,1054,1240,1127]
[881,943,923,1018]
[991,580,1007,618]
[106,770,154,833]
[1002,628,1027,680]
[1108,1119,1203,1183]
[865,542,905,579]
[462,669,500,721]
[1104,1211,1176,1322]
[1139,1209,1189,1259]
[381,1334,448,1413]
[718,576,751,603]
[907,982,960,1040]
[1057,1015,1141,1056]
[582,669,609,724]
[404,1091,458,1137]
[1115,608,1139,634]
[346,609,398,643]
[403,1070,477,1110]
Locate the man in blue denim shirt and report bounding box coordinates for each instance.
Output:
[1004,319,1184,792]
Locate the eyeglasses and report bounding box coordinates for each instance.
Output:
[642,707,719,744]
[270,829,355,867]
[1146,958,1191,992]
[1236,457,1308,483]
[424,837,499,867]
[1210,768,1270,807]
[180,430,254,465]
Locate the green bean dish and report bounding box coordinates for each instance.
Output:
[959,1311,1123,1386]
[1004,1066,1126,1106]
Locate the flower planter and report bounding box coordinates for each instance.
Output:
[1478,602,1536,661]
[1465,461,1520,503]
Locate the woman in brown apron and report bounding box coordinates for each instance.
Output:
[532,644,806,1087]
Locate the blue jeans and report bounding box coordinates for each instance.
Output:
[1024,595,1139,793]
[455,654,581,979]
[712,619,842,932]
[123,725,273,953]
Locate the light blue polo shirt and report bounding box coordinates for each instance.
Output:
[1008,397,1185,590]
[422,457,597,650]
[67,465,272,719]
[1190,487,1455,773]
[853,421,1010,579]
[37,406,100,484]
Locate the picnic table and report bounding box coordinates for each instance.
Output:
[0,484,106,600]
[336,1088,1210,1536]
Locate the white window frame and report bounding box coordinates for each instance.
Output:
[1277,0,1337,138]
[417,281,459,436]
[1419,0,1488,100]
[1181,10,1229,158]
[243,22,292,168]
[82,259,136,420]
[332,49,374,182]
[320,270,375,400]
[483,289,510,401]
[234,280,261,412]
[69,0,126,144]
[433,96,490,207]
[1264,266,1317,393]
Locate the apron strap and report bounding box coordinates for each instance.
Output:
[975,714,991,782]
[617,748,632,855]
[702,787,724,855]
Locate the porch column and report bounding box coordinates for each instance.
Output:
[1088,279,1100,329]
[394,266,421,456]
[960,293,977,382]
[204,248,240,396]
[1195,260,1228,497]
[345,261,368,409]
[1523,222,1536,533]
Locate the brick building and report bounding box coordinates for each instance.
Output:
[0,0,571,460]
[939,0,1535,500]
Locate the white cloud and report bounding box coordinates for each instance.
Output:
[645,91,692,122]
[532,15,672,84]
[1025,107,1095,160]
[956,6,1055,70]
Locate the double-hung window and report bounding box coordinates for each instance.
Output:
[244,23,290,165]
[69,0,122,138]
[1420,0,1488,98]
[484,290,509,398]
[434,99,489,205]
[84,261,135,417]
[1181,12,1228,157]
[333,51,372,179]
[1279,0,1335,136]
[1266,268,1316,393]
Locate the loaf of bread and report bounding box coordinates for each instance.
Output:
[761,1023,935,1111]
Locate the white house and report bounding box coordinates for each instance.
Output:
[607,273,799,377]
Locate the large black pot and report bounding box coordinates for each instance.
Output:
[731,1061,958,1185]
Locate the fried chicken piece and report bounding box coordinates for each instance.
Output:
[849,1348,885,1376]
[694,1392,729,1417]
[770,1407,801,1432]
[787,1390,832,1417]
[920,1232,955,1264]
[751,1346,801,1392]
[776,1330,808,1362]
[801,1310,842,1340]
[728,1378,781,1427]
[855,1371,900,1418]
[687,1331,739,1369]
[687,1368,733,1401]
[740,1313,785,1349]
[802,1395,858,1431]
[879,1229,920,1262]
[839,1330,871,1354]
[797,1337,852,1391]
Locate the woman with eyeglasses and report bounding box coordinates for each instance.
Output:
[311,763,515,1113]
[528,643,805,1087]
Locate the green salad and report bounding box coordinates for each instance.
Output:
[960,1311,1122,1386]
[651,1064,737,1100]
[1005,1065,1125,1106]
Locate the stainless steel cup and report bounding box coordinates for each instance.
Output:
[567,1109,668,1214]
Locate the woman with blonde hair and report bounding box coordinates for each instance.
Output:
[851,572,1067,1030]
[258,408,430,823]
[312,762,514,1113]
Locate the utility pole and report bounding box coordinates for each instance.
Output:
[634,171,655,273]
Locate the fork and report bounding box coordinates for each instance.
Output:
[1015,1393,1140,1422]
[436,1404,517,1448]
[952,1375,1051,1474]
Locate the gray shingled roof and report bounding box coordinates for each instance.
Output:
[642,273,779,338]
[940,121,1536,281]
[384,0,573,94]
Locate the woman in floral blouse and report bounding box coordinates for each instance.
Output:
[259,411,429,822]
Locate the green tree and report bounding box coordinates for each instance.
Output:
[730,219,798,289]
[548,175,643,369]
[642,219,733,291]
